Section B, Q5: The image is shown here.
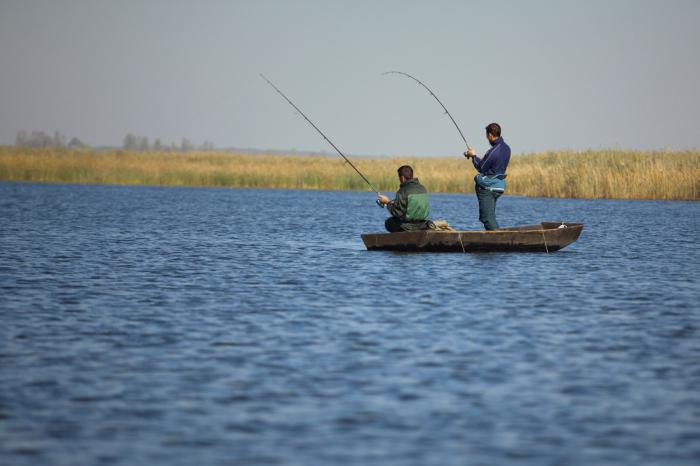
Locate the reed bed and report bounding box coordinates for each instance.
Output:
[0,147,697,200]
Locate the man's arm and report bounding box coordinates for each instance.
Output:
[380,190,406,219]
[464,148,484,171]
[377,192,406,218]
[377,193,400,209]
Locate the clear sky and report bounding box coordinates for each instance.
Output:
[1,0,698,156]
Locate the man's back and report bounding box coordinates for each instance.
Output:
[378,165,432,232]
[389,178,430,222]
[472,136,511,176]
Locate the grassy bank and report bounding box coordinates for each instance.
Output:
[0,147,698,200]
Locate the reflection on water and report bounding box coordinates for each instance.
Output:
[1,183,699,466]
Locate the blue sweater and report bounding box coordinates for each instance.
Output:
[472,137,511,176]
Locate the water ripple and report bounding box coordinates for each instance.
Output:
[1,183,699,466]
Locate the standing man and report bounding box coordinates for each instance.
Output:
[464,123,511,230]
[377,165,431,232]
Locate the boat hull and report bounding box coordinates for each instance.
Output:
[361,222,583,253]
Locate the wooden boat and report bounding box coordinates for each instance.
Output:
[362,222,583,253]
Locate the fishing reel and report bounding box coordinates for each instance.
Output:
[375,193,387,208]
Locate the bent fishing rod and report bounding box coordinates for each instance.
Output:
[260,74,384,205]
[383,71,472,152]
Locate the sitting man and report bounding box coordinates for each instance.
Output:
[377,165,431,232]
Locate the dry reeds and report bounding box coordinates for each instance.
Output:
[0,147,697,200]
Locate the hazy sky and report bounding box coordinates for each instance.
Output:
[1,0,698,156]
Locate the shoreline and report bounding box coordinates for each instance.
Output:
[1,148,698,201]
[2,179,698,203]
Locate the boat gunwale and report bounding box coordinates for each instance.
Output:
[360,222,583,252]
[362,222,584,237]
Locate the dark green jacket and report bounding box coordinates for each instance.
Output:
[388,178,430,222]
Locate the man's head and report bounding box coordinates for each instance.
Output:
[485,122,501,142]
[397,165,413,183]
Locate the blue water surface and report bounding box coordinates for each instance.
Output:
[1,182,699,466]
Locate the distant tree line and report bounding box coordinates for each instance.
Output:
[14,130,215,152]
[122,134,215,152]
[15,131,88,149]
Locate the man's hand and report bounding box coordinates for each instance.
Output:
[464,147,476,158]
[377,194,390,205]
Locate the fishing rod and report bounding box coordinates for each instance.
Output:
[382,71,472,151]
[260,74,384,204]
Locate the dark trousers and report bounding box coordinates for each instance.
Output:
[475,184,503,230]
[385,217,430,233]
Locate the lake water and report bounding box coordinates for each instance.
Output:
[1,182,699,466]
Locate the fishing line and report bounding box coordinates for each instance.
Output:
[260,74,382,198]
[383,70,472,151]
